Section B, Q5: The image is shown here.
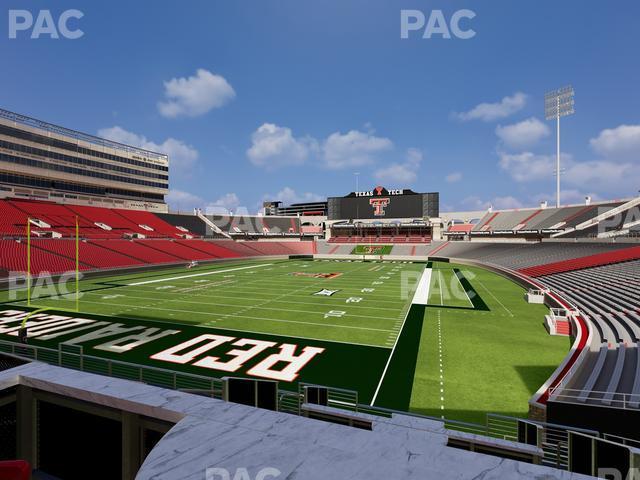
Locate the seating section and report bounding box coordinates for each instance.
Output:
[174,240,241,259]
[0,239,87,275]
[519,246,640,277]
[34,239,145,269]
[434,242,632,270]
[471,201,626,232]
[89,240,184,264]
[0,199,196,239]
[112,209,191,238]
[536,260,640,407]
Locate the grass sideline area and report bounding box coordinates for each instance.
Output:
[409,262,569,424]
[0,259,569,423]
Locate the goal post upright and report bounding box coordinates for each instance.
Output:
[21,214,82,335]
[27,217,31,307]
[75,215,80,312]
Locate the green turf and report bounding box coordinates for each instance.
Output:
[0,258,570,422]
[351,245,393,255]
[0,259,423,402]
[409,262,570,424]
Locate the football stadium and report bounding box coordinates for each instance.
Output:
[2,2,640,479]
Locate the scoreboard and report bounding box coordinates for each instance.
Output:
[327,187,439,220]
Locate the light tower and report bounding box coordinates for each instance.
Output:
[545,86,575,208]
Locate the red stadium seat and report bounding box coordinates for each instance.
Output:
[0,460,30,480]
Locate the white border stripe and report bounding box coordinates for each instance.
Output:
[412,267,433,305]
[371,266,432,404]
[126,264,273,286]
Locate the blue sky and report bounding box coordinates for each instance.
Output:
[1,0,639,213]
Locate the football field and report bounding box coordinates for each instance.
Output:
[0,258,569,423]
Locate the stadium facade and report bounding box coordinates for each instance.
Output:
[0,108,169,212]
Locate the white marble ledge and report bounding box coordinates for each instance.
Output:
[0,362,594,480]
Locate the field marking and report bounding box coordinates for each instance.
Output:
[475,278,514,317]
[437,309,445,416]
[452,271,474,308]
[412,268,432,305]
[126,263,274,286]
[438,270,444,306]
[65,299,395,333]
[370,304,413,404]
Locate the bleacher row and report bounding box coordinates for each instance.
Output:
[537,261,640,407]
[470,201,626,233]
[431,241,633,270]
[0,199,191,239]
[0,198,319,276]
[0,238,314,276]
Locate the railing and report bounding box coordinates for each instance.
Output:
[486,414,599,470]
[0,339,221,394]
[0,337,625,471]
[547,387,640,410]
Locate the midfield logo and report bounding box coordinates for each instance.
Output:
[369,197,390,216]
[292,272,342,279]
[313,289,339,297]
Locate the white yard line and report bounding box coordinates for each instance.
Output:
[73,299,394,333]
[476,279,514,317]
[439,270,444,306]
[453,271,474,308]
[126,263,274,286]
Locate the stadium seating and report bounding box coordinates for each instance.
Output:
[174,240,241,258]
[113,209,193,238]
[536,260,640,406]
[89,239,184,264]
[0,201,27,236]
[519,246,640,277]
[0,239,87,275]
[34,239,146,269]
[135,240,214,260]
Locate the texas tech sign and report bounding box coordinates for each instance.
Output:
[370,197,390,216]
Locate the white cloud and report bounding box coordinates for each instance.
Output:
[98,126,199,176]
[206,193,242,214]
[322,129,393,169]
[589,124,640,160]
[498,151,558,182]
[446,172,462,183]
[374,148,422,185]
[166,189,203,211]
[461,195,524,210]
[499,149,640,196]
[453,92,527,122]
[247,124,392,170]
[247,123,316,169]
[564,160,637,191]
[157,69,236,118]
[263,187,323,205]
[496,117,550,149]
